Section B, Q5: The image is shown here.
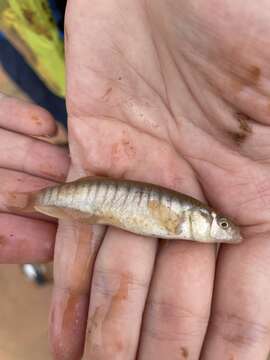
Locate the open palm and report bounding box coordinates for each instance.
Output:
[51,1,270,359]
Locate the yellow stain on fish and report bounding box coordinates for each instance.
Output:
[14,177,242,244]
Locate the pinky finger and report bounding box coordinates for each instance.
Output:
[0,213,56,263]
[0,94,57,137]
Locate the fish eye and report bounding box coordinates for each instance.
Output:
[218,218,229,229]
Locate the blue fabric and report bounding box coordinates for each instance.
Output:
[48,0,65,38]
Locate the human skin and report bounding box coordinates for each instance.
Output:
[0,94,69,263]
[49,1,270,359]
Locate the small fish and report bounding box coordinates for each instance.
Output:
[15,177,242,244]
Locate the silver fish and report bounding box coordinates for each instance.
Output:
[20,177,242,244]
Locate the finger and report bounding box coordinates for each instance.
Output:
[0,168,58,222]
[201,234,270,360]
[137,193,215,360]
[0,213,56,263]
[0,94,57,136]
[0,128,69,180]
[138,242,215,360]
[49,221,105,360]
[84,228,157,359]
[48,165,107,360]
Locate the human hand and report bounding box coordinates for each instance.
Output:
[51,1,270,359]
[0,94,69,263]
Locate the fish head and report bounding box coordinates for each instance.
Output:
[210,212,242,243]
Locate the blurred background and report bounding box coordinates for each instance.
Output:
[0,264,52,359]
[0,1,67,359]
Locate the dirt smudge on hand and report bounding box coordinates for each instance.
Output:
[86,273,130,355]
[62,294,79,332]
[50,291,86,360]
[86,305,107,355]
[107,273,129,315]
[109,134,137,178]
[39,163,66,181]
[0,236,6,246]
[236,112,252,133]
[31,115,42,126]
[228,131,248,145]
[60,292,89,354]
[231,65,261,95]
[245,65,261,86]
[101,87,113,101]
[111,138,136,161]
[1,191,32,212]
[180,346,189,358]
[228,111,252,145]
[66,223,96,291]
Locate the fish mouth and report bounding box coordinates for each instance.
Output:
[216,231,243,244]
[228,231,243,244]
[232,236,243,244]
[235,229,243,243]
